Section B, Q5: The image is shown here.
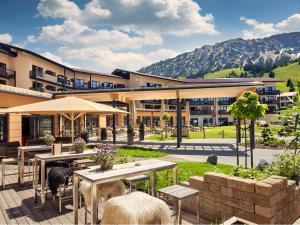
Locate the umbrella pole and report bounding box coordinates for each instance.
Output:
[71,112,74,143]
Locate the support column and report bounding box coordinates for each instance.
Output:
[112,101,116,145]
[160,100,165,129]
[176,98,181,148]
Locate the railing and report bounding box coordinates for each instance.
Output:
[256,90,280,95]
[0,68,16,79]
[190,110,213,115]
[218,100,235,105]
[218,110,229,115]
[29,70,44,79]
[262,100,278,104]
[189,101,214,105]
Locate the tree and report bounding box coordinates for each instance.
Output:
[228,91,268,168]
[287,78,292,87]
[162,112,170,138]
[269,71,275,78]
[290,81,295,92]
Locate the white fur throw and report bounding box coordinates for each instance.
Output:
[102,191,171,225]
[79,180,126,207]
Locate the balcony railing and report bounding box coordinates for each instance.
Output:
[218,110,229,115]
[0,68,16,79]
[218,100,235,105]
[262,99,278,104]
[256,90,280,95]
[189,101,214,105]
[190,110,213,115]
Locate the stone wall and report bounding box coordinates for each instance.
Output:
[181,172,300,224]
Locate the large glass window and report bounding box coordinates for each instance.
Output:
[0,115,7,143]
[86,114,99,137]
[74,78,84,88]
[38,116,52,137]
[32,65,44,78]
[89,80,100,89]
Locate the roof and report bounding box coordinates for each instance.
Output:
[184,77,283,83]
[112,68,184,82]
[0,96,127,114]
[0,84,52,99]
[54,81,263,103]
[72,68,122,79]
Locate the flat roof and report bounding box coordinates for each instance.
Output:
[54,81,263,103]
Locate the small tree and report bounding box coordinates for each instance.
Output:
[228,91,268,168]
[290,81,295,92]
[287,78,292,87]
[269,71,275,78]
[162,112,170,138]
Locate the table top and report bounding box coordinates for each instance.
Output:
[74,159,176,183]
[18,143,98,152]
[35,149,97,161]
[158,184,199,200]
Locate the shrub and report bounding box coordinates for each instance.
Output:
[207,154,218,165]
[231,166,266,180]
[265,151,300,179]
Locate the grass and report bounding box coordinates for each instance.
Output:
[148,162,234,190]
[202,62,300,92]
[145,125,284,140]
[205,68,244,78]
[117,146,167,158]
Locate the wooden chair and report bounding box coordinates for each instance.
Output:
[158,185,200,225]
[125,174,150,194]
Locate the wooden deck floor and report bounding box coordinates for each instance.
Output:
[0,167,205,225]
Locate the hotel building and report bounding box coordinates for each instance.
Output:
[0,42,282,144]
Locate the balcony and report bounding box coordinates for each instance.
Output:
[256,90,280,95]
[189,100,214,105]
[29,70,44,79]
[190,110,213,115]
[0,68,16,79]
[218,110,229,115]
[218,100,235,105]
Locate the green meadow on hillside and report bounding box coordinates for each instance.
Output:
[203,62,300,92]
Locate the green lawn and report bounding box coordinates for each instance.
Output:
[205,68,244,78]
[145,125,284,140]
[117,146,167,158]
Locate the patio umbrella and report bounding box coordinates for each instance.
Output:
[0,96,127,142]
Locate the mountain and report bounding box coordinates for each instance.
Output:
[138,32,300,78]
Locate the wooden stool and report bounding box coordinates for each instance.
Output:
[125,174,150,193]
[73,159,95,169]
[1,158,19,188]
[158,185,199,225]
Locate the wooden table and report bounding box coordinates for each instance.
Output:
[18,143,98,184]
[73,159,178,225]
[34,149,98,207]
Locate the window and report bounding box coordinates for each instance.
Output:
[102,82,113,88]
[45,85,56,92]
[74,78,84,88]
[32,65,44,78]
[89,80,100,89]
[0,62,6,76]
[38,116,52,137]
[45,70,56,77]
[143,82,162,88]
[0,80,6,85]
[0,115,7,143]
[219,106,227,111]
[57,75,67,84]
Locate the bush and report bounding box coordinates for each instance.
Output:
[263,139,286,148]
[265,151,300,179]
[231,166,266,180]
[207,154,218,165]
[256,159,269,171]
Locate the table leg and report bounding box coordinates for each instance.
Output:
[73,175,79,225]
[34,158,38,203]
[178,200,182,225]
[173,166,178,184]
[151,171,157,197]
[19,149,24,185]
[196,194,200,224]
[91,183,98,225]
[174,198,178,225]
[40,160,46,208]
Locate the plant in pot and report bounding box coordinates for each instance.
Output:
[43,134,55,146]
[73,137,86,153]
[127,125,134,145]
[101,128,108,140]
[95,144,117,170]
[139,121,145,141]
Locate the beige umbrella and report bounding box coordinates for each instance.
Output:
[0,96,127,142]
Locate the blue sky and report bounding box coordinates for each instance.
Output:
[0,0,300,72]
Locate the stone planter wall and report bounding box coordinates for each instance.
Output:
[181,172,300,224]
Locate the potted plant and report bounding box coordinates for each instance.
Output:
[95,144,117,170]
[80,129,89,143]
[73,137,86,153]
[101,128,108,140]
[139,121,145,141]
[43,134,55,146]
[127,125,134,145]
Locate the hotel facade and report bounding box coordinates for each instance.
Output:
[0,43,282,144]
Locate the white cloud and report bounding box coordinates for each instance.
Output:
[240,13,300,39]
[41,52,77,68]
[37,0,80,19]
[0,33,12,44]
[58,47,178,71]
